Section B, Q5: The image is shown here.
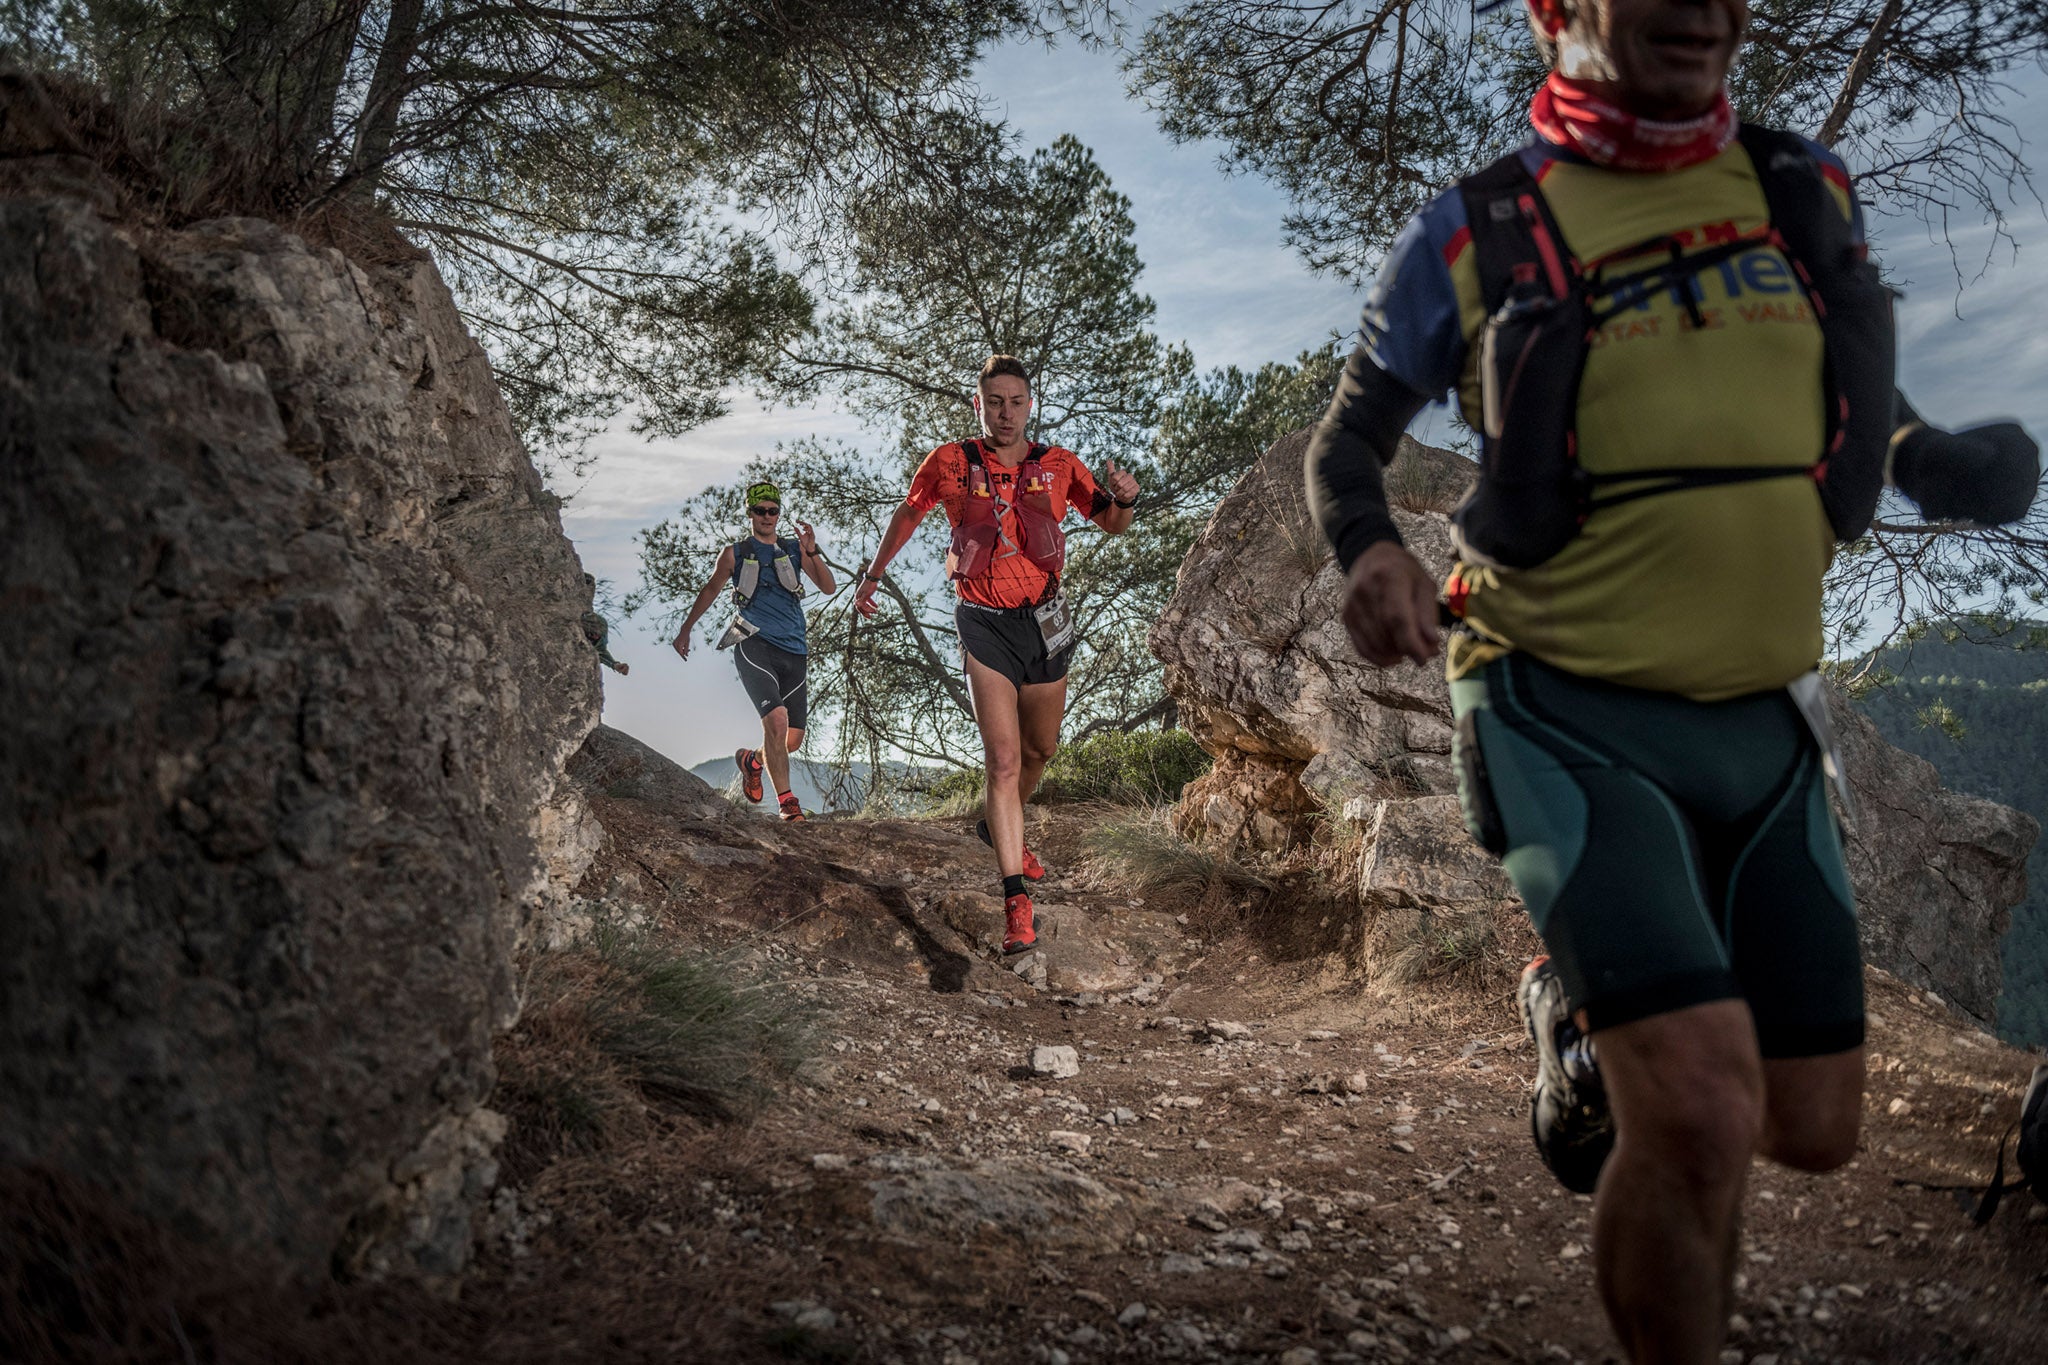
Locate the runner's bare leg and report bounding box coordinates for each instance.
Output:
[760,706,792,797]
[965,654,1024,878]
[1014,677,1066,818]
[1759,1050,1863,1171]
[1592,999,1765,1364]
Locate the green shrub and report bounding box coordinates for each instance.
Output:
[1039,729,1213,805]
[918,765,986,816]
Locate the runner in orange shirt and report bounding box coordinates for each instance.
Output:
[855,355,1139,953]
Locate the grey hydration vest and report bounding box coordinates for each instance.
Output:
[732,536,804,602]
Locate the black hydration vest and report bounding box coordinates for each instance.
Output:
[1452,124,1897,571]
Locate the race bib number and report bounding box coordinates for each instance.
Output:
[1034,592,1076,655]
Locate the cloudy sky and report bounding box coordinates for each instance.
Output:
[562,27,2048,774]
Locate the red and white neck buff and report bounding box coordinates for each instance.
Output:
[1530,73,1736,173]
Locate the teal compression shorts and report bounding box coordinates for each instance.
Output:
[1450,653,1865,1058]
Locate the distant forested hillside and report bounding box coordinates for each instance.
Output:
[1852,623,2048,1045]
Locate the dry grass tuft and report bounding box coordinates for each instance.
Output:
[1083,806,1275,932]
[1362,901,1537,997]
[1384,447,1476,515]
[495,924,820,1184]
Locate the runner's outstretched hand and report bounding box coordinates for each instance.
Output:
[1103,459,1139,505]
[671,629,690,661]
[1342,541,1442,668]
[796,520,819,554]
[1893,420,2041,525]
[854,574,881,619]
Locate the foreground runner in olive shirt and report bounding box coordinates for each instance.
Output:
[1307,2,2040,1361]
[856,355,1139,954]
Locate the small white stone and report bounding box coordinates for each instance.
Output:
[1032,1045,1081,1079]
[1117,1302,1147,1327]
[811,1153,850,1171]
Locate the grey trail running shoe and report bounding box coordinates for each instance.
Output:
[1519,957,1615,1195]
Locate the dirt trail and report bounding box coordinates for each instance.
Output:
[474,786,2048,1365]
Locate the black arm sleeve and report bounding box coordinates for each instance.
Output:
[1306,345,1435,572]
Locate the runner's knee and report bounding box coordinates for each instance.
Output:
[785,728,804,753]
[983,744,1023,787]
[1021,736,1057,768]
[1626,1075,1764,1190]
[763,708,790,744]
[1760,1054,1864,1172]
[1760,1111,1859,1173]
[1605,1011,1766,1189]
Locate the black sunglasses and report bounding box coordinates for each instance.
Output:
[748,505,781,517]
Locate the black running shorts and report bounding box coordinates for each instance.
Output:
[733,637,808,729]
[956,602,1072,691]
[1450,653,1864,1059]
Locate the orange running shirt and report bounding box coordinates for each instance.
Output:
[905,441,1109,609]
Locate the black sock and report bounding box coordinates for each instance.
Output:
[1002,874,1028,900]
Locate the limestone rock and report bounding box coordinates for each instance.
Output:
[867,1161,1140,1249]
[0,147,598,1278]
[1357,795,1514,909]
[1151,430,1464,854]
[567,723,730,823]
[1032,1045,1081,1079]
[1831,699,2034,1023]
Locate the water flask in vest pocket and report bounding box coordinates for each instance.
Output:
[715,616,761,650]
[1457,281,1592,571]
[1018,501,1066,575]
[949,521,1000,581]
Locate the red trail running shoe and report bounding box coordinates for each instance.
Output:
[1002,893,1038,955]
[735,748,764,804]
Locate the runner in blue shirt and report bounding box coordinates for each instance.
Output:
[673,482,835,820]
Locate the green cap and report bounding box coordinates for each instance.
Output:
[744,481,782,510]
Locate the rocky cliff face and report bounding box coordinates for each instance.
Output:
[0,114,601,1280]
[1151,429,2037,1026]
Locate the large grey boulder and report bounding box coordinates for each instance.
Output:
[0,141,600,1281]
[1152,429,1465,846]
[1152,427,2035,1026]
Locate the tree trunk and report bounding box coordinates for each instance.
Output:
[349,0,426,197]
[1818,0,1906,150]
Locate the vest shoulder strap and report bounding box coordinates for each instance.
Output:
[1735,124,1848,276]
[1458,148,1572,312]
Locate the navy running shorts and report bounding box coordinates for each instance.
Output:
[734,636,808,729]
[1450,652,1864,1058]
[956,601,1072,691]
